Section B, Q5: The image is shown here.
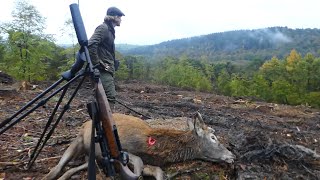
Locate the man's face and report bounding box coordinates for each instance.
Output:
[114,16,122,26]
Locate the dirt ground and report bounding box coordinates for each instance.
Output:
[0,76,320,179]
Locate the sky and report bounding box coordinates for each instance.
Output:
[1,0,320,45]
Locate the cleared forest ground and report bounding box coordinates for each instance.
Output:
[0,77,319,179]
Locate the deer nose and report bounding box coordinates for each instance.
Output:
[223,152,236,163]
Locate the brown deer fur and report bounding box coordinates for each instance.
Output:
[43,112,235,180]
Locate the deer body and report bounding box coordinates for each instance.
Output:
[112,114,202,166]
[43,113,235,180]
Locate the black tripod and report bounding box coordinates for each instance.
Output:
[0,3,138,180]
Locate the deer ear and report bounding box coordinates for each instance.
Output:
[193,112,205,136]
[196,112,205,124]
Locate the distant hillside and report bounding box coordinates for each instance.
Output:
[116,44,141,53]
[57,44,73,48]
[119,27,320,61]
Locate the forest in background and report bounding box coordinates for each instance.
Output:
[1,0,320,108]
[119,27,320,62]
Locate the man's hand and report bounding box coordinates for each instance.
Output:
[99,60,110,71]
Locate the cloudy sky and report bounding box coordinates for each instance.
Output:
[1,0,319,45]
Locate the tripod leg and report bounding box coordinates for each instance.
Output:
[28,85,69,167]
[0,78,64,129]
[29,75,86,168]
[0,73,84,135]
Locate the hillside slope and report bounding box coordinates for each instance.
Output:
[120,27,320,61]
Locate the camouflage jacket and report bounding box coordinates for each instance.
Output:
[88,20,116,74]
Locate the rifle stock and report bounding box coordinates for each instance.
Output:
[95,79,120,158]
[95,75,140,180]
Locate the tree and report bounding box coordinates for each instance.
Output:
[271,79,292,104]
[115,59,129,80]
[59,18,78,65]
[249,73,271,101]
[199,56,214,82]
[0,0,54,81]
[152,56,212,91]
[0,36,5,62]
[259,56,284,86]
[309,58,320,91]
[217,69,231,95]
[286,49,301,71]
[229,74,249,97]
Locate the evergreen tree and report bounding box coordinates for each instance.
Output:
[249,73,271,101]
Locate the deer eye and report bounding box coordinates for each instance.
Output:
[210,134,218,142]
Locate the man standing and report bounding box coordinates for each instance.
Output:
[88,7,125,108]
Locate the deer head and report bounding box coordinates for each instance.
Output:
[187,112,235,163]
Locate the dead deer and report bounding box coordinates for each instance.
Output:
[43,112,235,180]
